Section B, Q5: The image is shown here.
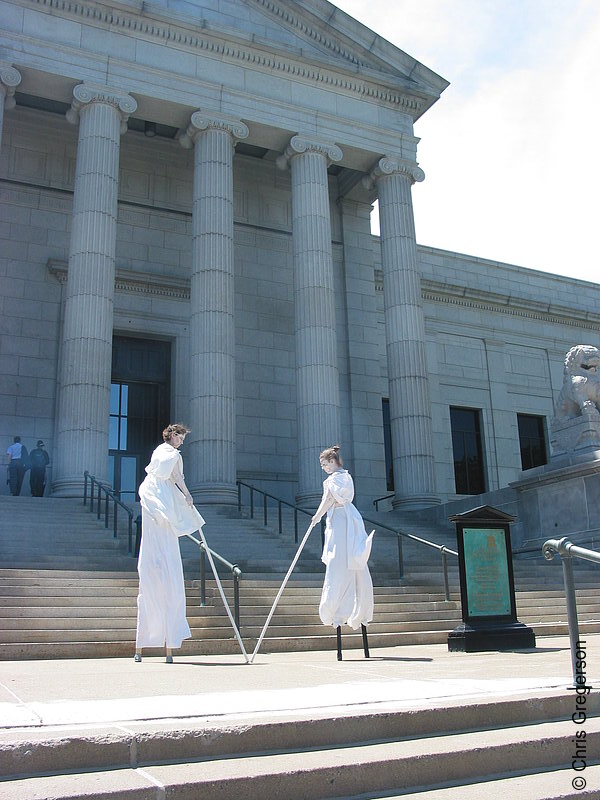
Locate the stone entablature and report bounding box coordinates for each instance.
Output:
[9,0,441,117]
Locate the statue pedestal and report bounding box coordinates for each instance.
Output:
[509,450,600,550]
[550,411,600,458]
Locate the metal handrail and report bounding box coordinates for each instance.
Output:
[186,533,242,634]
[83,470,134,553]
[372,492,394,511]
[237,480,457,600]
[543,537,600,686]
[84,471,243,633]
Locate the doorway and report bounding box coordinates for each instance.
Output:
[110,336,171,502]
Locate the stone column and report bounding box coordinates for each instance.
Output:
[277,135,342,507]
[180,112,248,504]
[0,64,21,151]
[52,84,136,497]
[364,157,438,509]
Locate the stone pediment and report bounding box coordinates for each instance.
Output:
[18,0,447,117]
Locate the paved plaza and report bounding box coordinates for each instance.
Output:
[1,634,598,731]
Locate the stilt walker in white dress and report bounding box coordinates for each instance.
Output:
[134,424,205,664]
[311,445,374,660]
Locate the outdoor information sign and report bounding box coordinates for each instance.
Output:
[448,506,535,652]
[463,527,512,618]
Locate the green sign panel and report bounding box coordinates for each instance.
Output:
[463,528,511,617]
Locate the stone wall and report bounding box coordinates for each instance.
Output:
[2,106,600,506]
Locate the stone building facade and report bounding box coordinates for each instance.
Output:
[1,0,599,509]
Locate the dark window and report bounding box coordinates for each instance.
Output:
[110,337,171,502]
[450,407,486,495]
[517,414,547,470]
[382,398,394,491]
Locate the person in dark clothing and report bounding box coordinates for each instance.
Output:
[6,436,28,496]
[29,440,50,497]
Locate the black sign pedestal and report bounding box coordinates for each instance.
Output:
[448,506,535,653]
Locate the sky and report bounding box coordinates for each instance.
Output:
[333,0,599,284]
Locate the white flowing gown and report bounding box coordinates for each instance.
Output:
[318,469,374,629]
[135,442,205,649]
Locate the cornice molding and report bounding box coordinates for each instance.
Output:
[250,0,364,68]
[20,0,427,115]
[374,270,600,331]
[48,259,190,300]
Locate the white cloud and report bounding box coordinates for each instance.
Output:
[334,0,600,283]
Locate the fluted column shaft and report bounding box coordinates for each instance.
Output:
[368,157,438,509]
[0,64,21,152]
[53,84,136,496]
[181,112,248,503]
[278,136,342,506]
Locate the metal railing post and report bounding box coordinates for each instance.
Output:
[233,568,241,634]
[134,515,142,557]
[294,507,298,543]
[397,535,404,579]
[89,476,95,512]
[199,549,206,607]
[113,500,118,538]
[250,487,254,519]
[96,483,102,520]
[127,512,132,553]
[263,493,268,526]
[561,552,581,685]
[104,491,110,529]
[278,501,282,536]
[237,482,242,514]
[83,471,88,506]
[441,548,450,601]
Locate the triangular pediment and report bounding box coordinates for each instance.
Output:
[141,0,448,107]
[449,506,516,524]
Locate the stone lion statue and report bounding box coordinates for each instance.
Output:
[553,345,600,421]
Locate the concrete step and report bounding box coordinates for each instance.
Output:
[366,767,600,799]
[1,694,598,799]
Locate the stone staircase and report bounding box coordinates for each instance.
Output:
[2,495,600,659]
[1,691,599,798]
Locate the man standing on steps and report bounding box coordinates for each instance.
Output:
[29,440,50,497]
[6,436,28,496]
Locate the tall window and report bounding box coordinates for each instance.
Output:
[382,398,394,491]
[450,407,486,495]
[517,414,547,470]
[109,383,128,451]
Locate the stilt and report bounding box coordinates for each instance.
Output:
[361,624,370,658]
[336,625,343,661]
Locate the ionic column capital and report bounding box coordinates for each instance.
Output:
[66,83,137,133]
[362,156,425,190]
[0,63,22,111]
[179,111,249,149]
[276,134,342,170]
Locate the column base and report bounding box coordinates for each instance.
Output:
[191,484,238,505]
[392,493,441,511]
[52,475,109,499]
[294,491,321,511]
